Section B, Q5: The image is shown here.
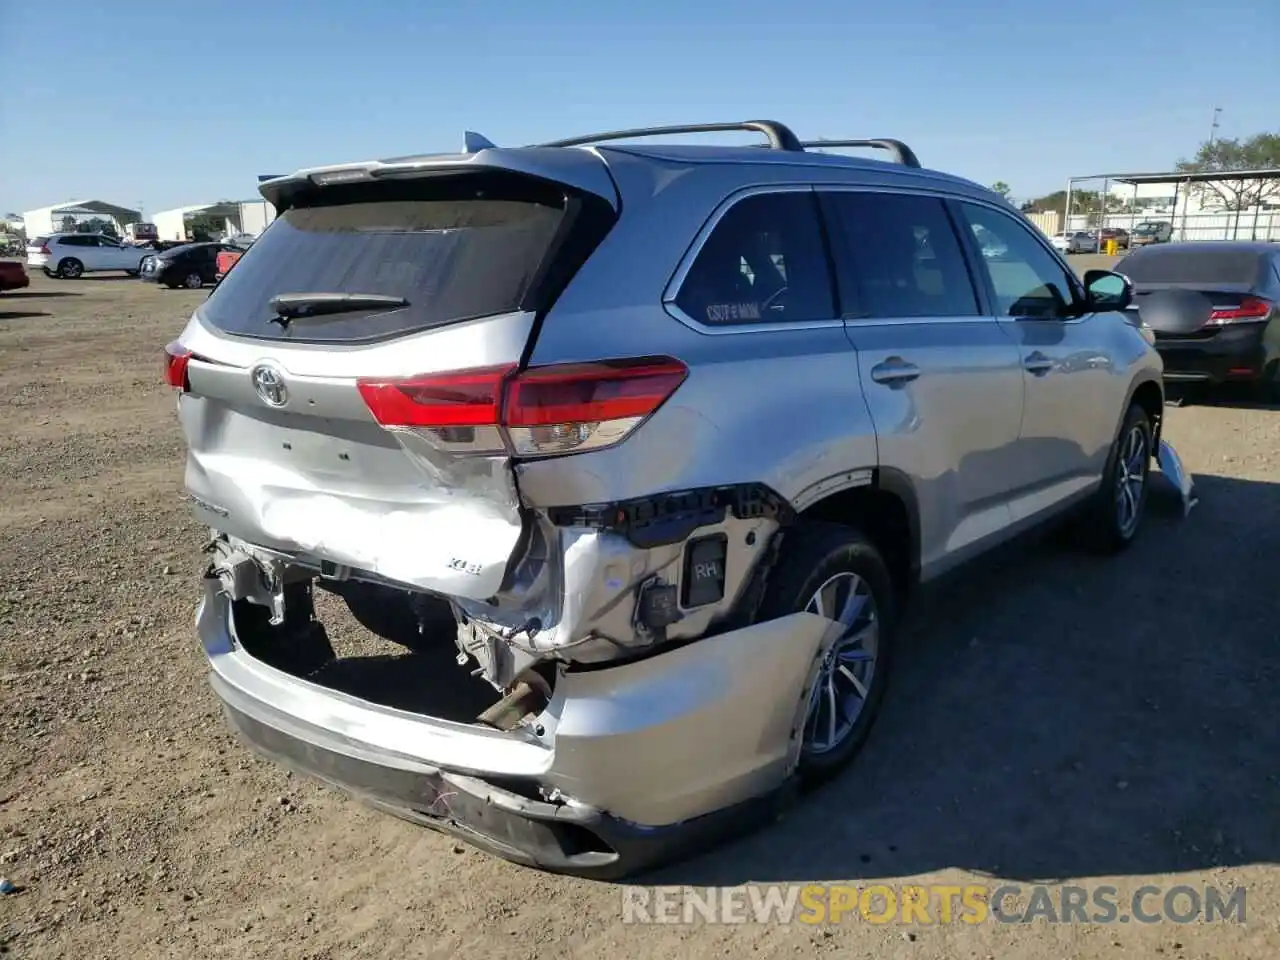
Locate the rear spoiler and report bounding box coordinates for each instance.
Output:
[258,149,621,213]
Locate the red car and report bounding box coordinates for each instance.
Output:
[0,260,29,292]
[215,248,243,282]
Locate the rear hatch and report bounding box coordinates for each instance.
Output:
[171,166,618,600]
[27,237,50,264]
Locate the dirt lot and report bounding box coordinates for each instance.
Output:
[1,267,1278,959]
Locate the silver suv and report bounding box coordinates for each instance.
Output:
[168,121,1167,878]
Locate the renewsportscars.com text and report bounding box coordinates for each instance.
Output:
[621,883,1247,926]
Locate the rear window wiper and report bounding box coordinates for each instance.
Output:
[267,292,410,327]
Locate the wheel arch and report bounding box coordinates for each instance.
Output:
[1125,375,1165,449]
[793,468,920,603]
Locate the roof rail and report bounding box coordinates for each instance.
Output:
[799,139,921,169]
[537,121,805,152]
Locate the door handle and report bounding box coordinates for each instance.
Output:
[1024,351,1053,376]
[869,357,920,385]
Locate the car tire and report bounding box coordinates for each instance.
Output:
[1086,403,1152,553]
[1252,362,1280,405]
[754,521,896,786]
[183,271,202,289]
[57,257,83,279]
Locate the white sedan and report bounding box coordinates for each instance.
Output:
[1049,231,1098,255]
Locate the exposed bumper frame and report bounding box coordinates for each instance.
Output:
[199,581,841,879]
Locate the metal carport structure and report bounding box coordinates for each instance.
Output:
[21,200,142,237]
[1063,169,1280,243]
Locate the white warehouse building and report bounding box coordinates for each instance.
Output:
[152,199,276,242]
[21,199,141,237]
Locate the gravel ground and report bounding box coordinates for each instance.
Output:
[1,268,1278,959]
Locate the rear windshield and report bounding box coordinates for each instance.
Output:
[202,176,571,343]
[1118,248,1263,285]
[30,236,49,246]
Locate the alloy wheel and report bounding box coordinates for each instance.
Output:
[1115,424,1148,536]
[802,571,879,755]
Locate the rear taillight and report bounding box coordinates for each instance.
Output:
[38,245,51,255]
[1208,296,1272,324]
[164,341,192,391]
[357,357,688,457]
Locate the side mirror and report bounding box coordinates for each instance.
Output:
[1083,269,1133,311]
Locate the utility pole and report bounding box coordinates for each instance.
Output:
[1208,106,1222,146]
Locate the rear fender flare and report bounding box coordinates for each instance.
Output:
[1117,374,1165,449]
[786,466,922,589]
[871,467,923,585]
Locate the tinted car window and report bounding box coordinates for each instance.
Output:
[957,203,1079,319]
[1116,248,1263,286]
[821,192,979,318]
[60,235,90,247]
[675,192,834,325]
[203,175,573,343]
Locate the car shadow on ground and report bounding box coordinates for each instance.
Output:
[0,290,81,299]
[0,310,51,320]
[1167,383,1280,412]
[645,472,1278,886]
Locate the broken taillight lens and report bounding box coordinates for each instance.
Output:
[356,357,688,457]
[164,341,193,391]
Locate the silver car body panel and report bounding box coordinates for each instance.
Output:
[200,579,842,826]
[178,308,537,600]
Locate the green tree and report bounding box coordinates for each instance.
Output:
[989,181,1012,201]
[1023,189,1126,226]
[1175,132,1280,212]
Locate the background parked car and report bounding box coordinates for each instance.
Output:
[140,242,240,288]
[0,259,29,292]
[27,233,150,278]
[1131,220,1174,246]
[1050,231,1098,254]
[1099,227,1131,250]
[214,247,244,282]
[1115,241,1280,400]
[125,222,159,243]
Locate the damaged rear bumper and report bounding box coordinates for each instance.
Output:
[199,581,841,879]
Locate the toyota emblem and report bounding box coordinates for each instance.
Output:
[251,363,288,407]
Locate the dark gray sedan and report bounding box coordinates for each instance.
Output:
[1115,241,1280,400]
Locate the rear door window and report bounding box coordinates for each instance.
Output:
[673,191,835,325]
[820,191,980,318]
[201,175,577,343]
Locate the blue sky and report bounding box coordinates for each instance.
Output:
[1,0,1275,216]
